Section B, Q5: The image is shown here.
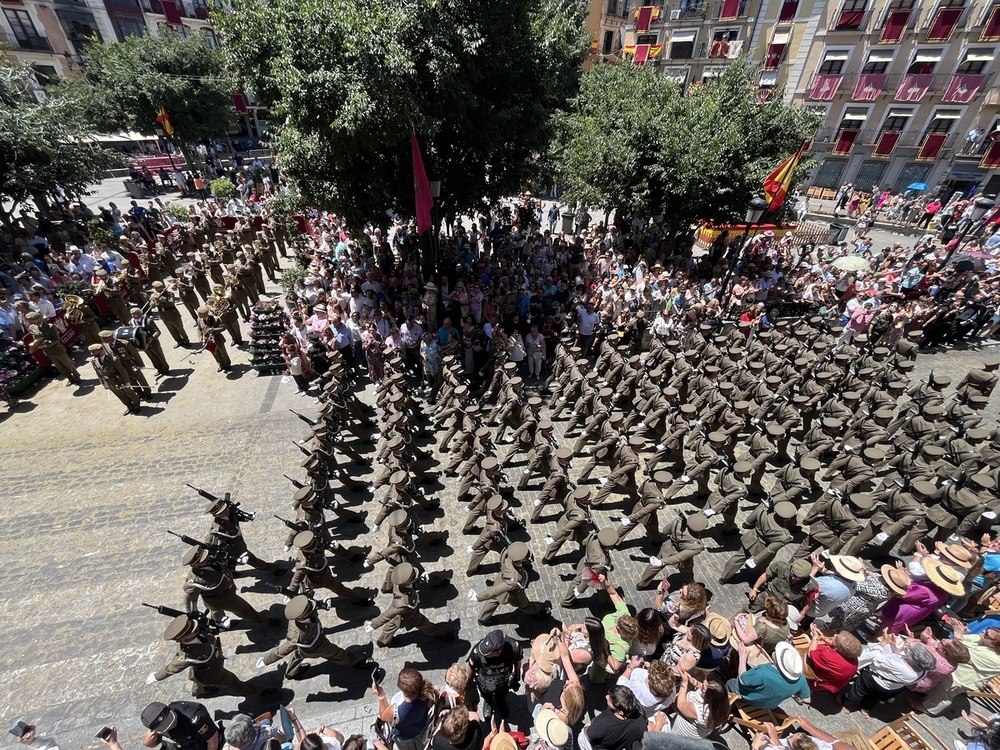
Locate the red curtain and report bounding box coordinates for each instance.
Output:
[853,74,886,100]
[810,74,843,100]
[635,6,653,31]
[633,44,650,65]
[719,0,741,20]
[836,8,865,29]
[926,7,962,41]
[161,0,182,23]
[982,5,1000,41]
[942,74,986,103]
[895,73,933,102]
[779,0,799,21]
[917,133,949,161]
[833,129,860,155]
[981,142,1000,169]
[764,43,786,70]
[879,9,909,42]
[872,131,902,157]
[709,41,730,57]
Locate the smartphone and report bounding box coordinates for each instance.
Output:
[371,665,386,686]
[9,722,31,739]
[95,728,114,741]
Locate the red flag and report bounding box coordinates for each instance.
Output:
[411,132,433,235]
[762,145,804,212]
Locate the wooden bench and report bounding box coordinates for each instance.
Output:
[869,716,946,750]
[727,693,796,739]
[967,673,1000,711]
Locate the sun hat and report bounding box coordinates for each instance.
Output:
[923,557,966,597]
[828,555,865,583]
[880,564,911,596]
[530,633,561,675]
[535,709,570,750]
[774,642,803,681]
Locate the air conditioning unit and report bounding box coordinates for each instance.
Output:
[670,8,681,19]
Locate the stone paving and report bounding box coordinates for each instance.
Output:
[3,275,1000,750]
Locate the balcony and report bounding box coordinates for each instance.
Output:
[812,126,956,150]
[0,30,53,52]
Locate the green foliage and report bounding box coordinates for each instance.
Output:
[71,32,236,147]
[264,188,305,235]
[217,0,590,227]
[86,221,117,251]
[210,178,236,200]
[280,264,308,297]
[553,60,822,229]
[0,57,117,226]
[164,201,190,220]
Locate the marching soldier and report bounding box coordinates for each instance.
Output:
[636,511,708,588]
[150,281,190,346]
[130,307,170,376]
[956,355,1000,400]
[542,487,595,562]
[289,531,371,605]
[618,470,675,542]
[467,497,511,575]
[205,498,277,574]
[147,615,258,697]
[195,305,232,372]
[95,269,131,324]
[181,547,269,626]
[99,329,151,399]
[89,343,140,414]
[841,479,933,556]
[469,541,546,624]
[367,562,449,647]
[561,527,619,607]
[26,312,81,384]
[718,501,797,583]
[592,434,644,505]
[792,491,877,559]
[704,461,752,534]
[744,423,783,495]
[259,595,365,678]
[531,447,574,522]
[770,456,823,507]
[176,271,201,321]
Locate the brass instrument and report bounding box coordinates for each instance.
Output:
[63,294,86,324]
[209,285,231,317]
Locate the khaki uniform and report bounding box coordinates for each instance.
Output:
[196,313,231,369]
[28,322,80,381]
[183,563,266,623]
[842,488,926,556]
[543,495,593,560]
[154,631,256,696]
[91,351,140,411]
[262,615,360,676]
[152,290,190,345]
[371,583,447,647]
[474,549,542,623]
[636,515,705,587]
[289,548,367,604]
[719,506,792,582]
[561,531,611,605]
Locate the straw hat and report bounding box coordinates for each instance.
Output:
[530,633,561,675]
[923,558,966,597]
[880,564,911,596]
[935,542,977,569]
[534,710,570,750]
[774,642,803,681]
[828,555,865,583]
[491,732,518,750]
[705,613,731,647]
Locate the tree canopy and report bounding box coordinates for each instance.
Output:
[72,32,236,157]
[0,55,116,226]
[216,0,591,227]
[552,60,820,229]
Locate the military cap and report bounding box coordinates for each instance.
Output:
[597,527,619,547]
[151,280,165,288]
[301,454,320,470]
[390,469,408,485]
[790,558,813,577]
[775,344,790,354]
[617,343,631,352]
[99,329,115,337]
[628,435,644,448]
[758,330,773,340]
[712,335,727,345]
[528,397,543,407]
[182,547,210,566]
[800,457,821,471]
[704,365,721,376]
[793,327,810,337]
[482,457,499,470]
[968,428,990,441]
[284,595,316,620]
[196,306,209,314]
[87,343,103,353]
[887,380,907,390]
[572,487,593,502]
[598,388,613,399]
[732,462,752,474]
[873,408,894,420]
[608,411,625,424]
[849,493,875,510]
[833,353,851,364]
[931,375,952,388]
[793,358,810,368]
[765,423,785,437]
[774,501,797,520]
[897,361,915,372]
[872,347,890,356]
[387,436,405,451]
[821,418,843,430]
[738,321,751,330]
[765,376,783,387]
[924,404,945,417]
[593,446,611,460]
[708,431,726,443]
[719,381,735,391]
[808,316,823,326]
[680,404,697,415]
[652,471,672,484]
[476,426,492,438]
[829,326,845,336]
[666,340,681,349]
[983,354,1000,368]
[454,385,469,396]
[862,447,886,462]
[734,401,750,410]
[970,395,990,407]
[538,420,554,431]
[749,361,766,372]
[164,615,197,642]
[391,562,417,585]
[663,386,679,397]
[628,355,641,366]
[575,358,588,368]
[815,371,833,381]
[555,447,573,460]
[585,372,599,381]
[293,530,317,549]
[921,444,946,457]
[487,496,508,513]
[205,499,228,516]
[842,391,860,400]
[508,541,530,563]
[687,512,710,532]
[294,487,315,507]
[387,509,408,528]
[911,480,938,497]
[683,349,699,358]
[510,377,524,387]
[650,368,664,380]
[699,323,714,333]
[971,474,997,490]
[813,341,829,351]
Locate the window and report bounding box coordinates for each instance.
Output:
[893,164,931,192]
[982,4,1000,41]
[819,50,850,75]
[719,0,741,20]
[873,110,912,156]
[3,8,47,49]
[834,0,867,30]
[669,29,696,60]
[907,50,941,74]
[925,109,962,133]
[764,30,789,70]
[956,49,993,75]
[702,66,725,82]
[926,0,965,42]
[31,64,58,87]
[202,27,217,48]
[602,30,614,54]
[662,67,689,88]
[862,50,893,74]
[833,107,867,154]
[115,17,147,38]
[812,159,848,189]
[879,0,913,43]
[778,0,799,22]
[854,161,888,190]
[881,111,913,132]
[709,28,738,57]
[606,0,619,15]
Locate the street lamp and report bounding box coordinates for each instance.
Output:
[719,196,769,316]
[940,195,996,268]
[427,177,442,278]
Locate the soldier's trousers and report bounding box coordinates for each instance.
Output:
[273,639,358,678]
[190,665,257,697]
[593,461,639,504]
[636,540,697,587]
[146,340,171,375]
[210,341,232,369]
[530,481,567,521]
[720,544,775,583]
[223,314,244,345]
[645,446,683,474]
[160,311,190,344]
[467,536,505,575]
[44,345,80,381]
[791,525,844,559]
[302,570,367,604]
[841,522,905,557]
[544,522,587,560]
[477,585,541,623]
[619,501,664,542]
[108,384,141,410]
[373,606,446,646]
[203,590,266,624]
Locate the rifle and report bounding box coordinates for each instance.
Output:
[259,581,336,611]
[289,409,319,427]
[274,514,306,533]
[185,483,256,522]
[284,474,306,489]
[141,602,227,633]
[167,529,246,567]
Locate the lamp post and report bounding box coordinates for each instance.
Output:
[719,196,768,316]
[939,196,995,269]
[427,177,442,279]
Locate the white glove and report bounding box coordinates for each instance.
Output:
[696,420,703,425]
[363,560,372,569]
[467,590,478,602]
[283,545,291,552]
[219,616,232,630]
[703,509,716,517]
[418,525,427,534]
[681,475,692,483]
[256,658,266,669]
[657,444,666,450]
[874,532,890,543]
[620,516,631,526]
[544,536,555,546]
[331,541,342,549]
[985,511,998,520]
[146,672,157,685]
[745,558,757,569]
[534,499,542,507]
[282,596,290,604]
[649,556,664,567]
[467,545,475,554]
[420,572,430,582]
[364,621,375,634]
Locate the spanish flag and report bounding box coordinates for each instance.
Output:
[156,106,174,137]
[762,144,805,212]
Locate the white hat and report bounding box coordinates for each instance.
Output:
[534,709,570,750]
[774,642,803,681]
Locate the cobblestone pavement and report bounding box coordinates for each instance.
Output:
[2,283,998,749]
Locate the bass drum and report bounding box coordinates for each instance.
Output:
[114,325,149,351]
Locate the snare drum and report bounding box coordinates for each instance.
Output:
[114,325,149,351]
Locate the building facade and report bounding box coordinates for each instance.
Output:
[587,0,1000,199]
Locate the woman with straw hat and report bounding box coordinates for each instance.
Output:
[828,564,909,632]
[881,558,964,634]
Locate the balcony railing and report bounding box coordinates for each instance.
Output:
[813,126,957,150]
[804,71,993,100]
[0,30,53,52]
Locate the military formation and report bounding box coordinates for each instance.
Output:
[139,304,1000,703]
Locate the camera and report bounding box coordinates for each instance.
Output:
[371,665,386,686]
[8,722,31,739]
[95,728,114,741]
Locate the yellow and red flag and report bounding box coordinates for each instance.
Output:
[762,144,805,212]
[156,106,174,137]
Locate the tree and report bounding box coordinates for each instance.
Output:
[0,54,117,227]
[216,0,591,228]
[72,32,237,164]
[553,60,821,230]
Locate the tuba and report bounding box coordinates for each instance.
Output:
[63,294,86,324]
[210,285,231,317]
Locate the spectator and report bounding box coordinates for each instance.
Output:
[730,641,811,709]
[374,668,439,750]
[805,627,862,694]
